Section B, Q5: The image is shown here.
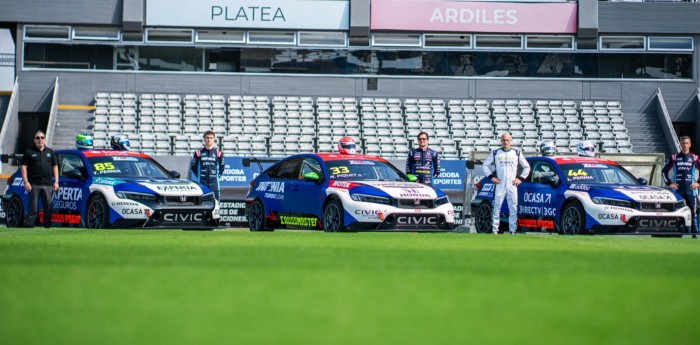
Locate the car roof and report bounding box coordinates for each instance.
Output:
[59,149,151,159]
[304,153,389,162]
[542,155,620,166]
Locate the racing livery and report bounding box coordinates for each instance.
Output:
[471,156,692,235]
[245,153,455,232]
[3,149,219,229]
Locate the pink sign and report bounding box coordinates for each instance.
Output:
[371,0,577,34]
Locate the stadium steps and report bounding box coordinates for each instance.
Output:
[50,109,94,150]
[623,111,670,155]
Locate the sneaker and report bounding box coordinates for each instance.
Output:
[492,231,499,235]
[510,231,516,235]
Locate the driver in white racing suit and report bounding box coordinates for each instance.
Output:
[482,133,531,234]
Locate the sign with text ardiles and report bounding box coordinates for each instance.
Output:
[147,0,349,30]
[371,0,577,34]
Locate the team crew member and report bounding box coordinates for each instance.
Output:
[661,135,700,236]
[406,131,440,185]
[482,133,531,235]
[191,130,225,201]
[21,130,59,228]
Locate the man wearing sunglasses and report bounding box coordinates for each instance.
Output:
[20,130,59,228]
[406,131,440,185]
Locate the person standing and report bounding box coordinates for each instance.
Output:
[482,133,531,234]
[21,130,59,228]
[406,131,440,185]
[191,130,225,201]
[661,135,700,237]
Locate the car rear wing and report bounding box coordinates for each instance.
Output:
[242,157,281,173]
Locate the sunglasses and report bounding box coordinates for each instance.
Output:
[35,136,45,140]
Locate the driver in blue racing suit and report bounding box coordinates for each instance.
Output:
[191,130,225,201]
[406,131,440,185]
[661,135,700,235]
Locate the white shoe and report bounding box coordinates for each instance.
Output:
[493,231,499,235]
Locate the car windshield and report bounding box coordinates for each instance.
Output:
[87,155,171,178]
[560,162,640,185]
[325,159,406,181]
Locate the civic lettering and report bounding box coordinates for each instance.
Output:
[638,218,678,229]
[163,213,204,222]
[396,216,438,225]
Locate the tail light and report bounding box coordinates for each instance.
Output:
[475,182,482,190]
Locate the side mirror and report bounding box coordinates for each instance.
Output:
[171,170,181,178]
[64,170,83,181]
[302,171,320,182]
[540,175,558,186]
[406,174,418,182]
[637,177,648,185]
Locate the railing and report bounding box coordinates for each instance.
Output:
[656,88,680,153]
[46,77,60,147]
[0,77,20,170]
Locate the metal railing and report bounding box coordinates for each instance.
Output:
[46,77,60,147]
[656,87,680,153]
[0,77,20,172]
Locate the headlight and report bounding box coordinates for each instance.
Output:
[591,196,633,208]
[675,199,686,211]
[202,192,215,202]
[116,191,158,202]
[351,193,392,205]
[436,196,450,206]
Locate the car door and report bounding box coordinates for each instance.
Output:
[55,153,89,226]
[518,159,559,232]
[287,156,326,228]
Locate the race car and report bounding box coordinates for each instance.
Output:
[245,153,455,232]
[471,156,692,235]
[2,149,219,229]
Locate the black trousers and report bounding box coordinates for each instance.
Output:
[26,184,54,227]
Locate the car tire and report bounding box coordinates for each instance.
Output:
[561,201,584,235]
[248,199,273,232]
[86,194,110,229]
[6,196,24,228]
[323,199,344,233]
[475,202,493,233]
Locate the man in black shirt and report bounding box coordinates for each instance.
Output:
[20,130,59,228]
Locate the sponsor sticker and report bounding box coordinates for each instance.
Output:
[280,215,318,227]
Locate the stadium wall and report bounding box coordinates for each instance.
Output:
[0,0,121,25]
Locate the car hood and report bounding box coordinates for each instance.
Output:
[570,184,680,202]
[349,181,440,199]
[94,177,204,196]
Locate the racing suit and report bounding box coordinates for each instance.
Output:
[406,147,440,185]
[191,147,225,201]
[662,152,700,233]
[482,148,530,234]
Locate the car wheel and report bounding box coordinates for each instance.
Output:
[561,201,584,235]
[475,202,493,233]
[86,195,110,229]
[6,196,24,228]
[248,200,272,232]
[323,200,344,233]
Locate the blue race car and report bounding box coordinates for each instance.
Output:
[245,153,455,232]
[471,156,691,235]
[2,149,219,229]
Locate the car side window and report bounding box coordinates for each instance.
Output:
[60,153,87,179]
[532,162,558,184]
[299,158,323,179]
[273,158,302,180]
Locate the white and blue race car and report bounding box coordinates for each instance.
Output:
[2,149,219,229]
[245,153,455,232]
[471,156,691,235]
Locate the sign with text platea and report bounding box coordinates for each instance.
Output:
[146,0,349,30]
[371,0,577,34]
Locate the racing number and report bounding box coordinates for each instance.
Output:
[567,169,588,177]
[94,162,115,171]
[330,166,350,175]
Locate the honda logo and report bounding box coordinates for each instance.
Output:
[180,195,188,202]
[414,199,421,205]
[163,212,203,222]
[655,202,661,209]
[396,215,438,225]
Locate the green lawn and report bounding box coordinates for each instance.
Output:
[1,227,698,345]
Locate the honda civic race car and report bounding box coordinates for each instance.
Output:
[2,149,219,229]
[471,156,692,235]
[245,153,455,232]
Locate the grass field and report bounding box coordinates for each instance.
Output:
[1,227,698,345]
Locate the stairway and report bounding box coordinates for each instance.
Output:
[50,109,94,150]
[624,111,670,155]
